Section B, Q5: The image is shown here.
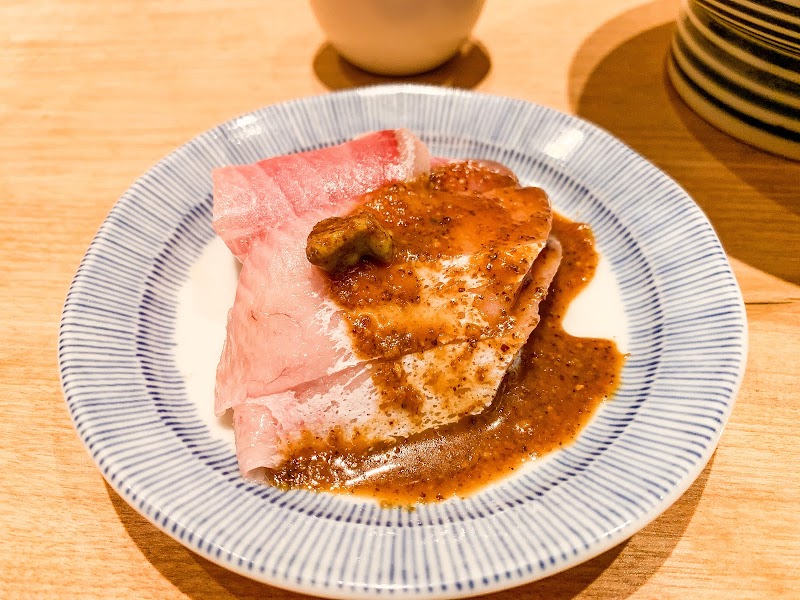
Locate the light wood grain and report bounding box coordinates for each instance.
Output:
[1,0,798,598]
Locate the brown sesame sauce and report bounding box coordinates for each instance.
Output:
[325,168,552,361]
[267,165,624,506]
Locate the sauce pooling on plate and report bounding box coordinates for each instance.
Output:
[270,165,624,505]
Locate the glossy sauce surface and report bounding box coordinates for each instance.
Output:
[270,211,625,505]
[326,163,551,360]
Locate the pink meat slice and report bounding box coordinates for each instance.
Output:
[233,238,563,478]
[214,177,551,416]
[214,227,349,415]
[211,141,557,477]
[212,129,430,261]
[213,129,431,415]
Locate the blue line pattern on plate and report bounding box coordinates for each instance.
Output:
[59,85,747,598]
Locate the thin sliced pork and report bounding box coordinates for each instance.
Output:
[215,164,552,414]
[211,137,558,478]
[233,238,562,477]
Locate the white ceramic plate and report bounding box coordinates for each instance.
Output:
[59,85,747,598]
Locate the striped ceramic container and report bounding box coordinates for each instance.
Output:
[668,0,800,159]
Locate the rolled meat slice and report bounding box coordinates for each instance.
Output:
[214,163,551,413]
[233,238,563,477]
[211,134,558,477]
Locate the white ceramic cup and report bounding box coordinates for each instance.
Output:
[310,0,486,76]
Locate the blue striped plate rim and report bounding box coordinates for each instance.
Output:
[59,85,748,598]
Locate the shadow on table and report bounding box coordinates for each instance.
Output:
[312,40,491,91]
[106,454,713,600]
[568,0,800,284]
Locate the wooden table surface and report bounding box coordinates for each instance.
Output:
[2,0,798,598]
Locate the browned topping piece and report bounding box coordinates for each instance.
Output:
[306,211,394,273]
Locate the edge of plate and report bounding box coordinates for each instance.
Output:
[57,83,749,599]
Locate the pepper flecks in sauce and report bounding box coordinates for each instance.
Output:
[325,167,552,361]
[269,165,624,504]
[308,165,558,437]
